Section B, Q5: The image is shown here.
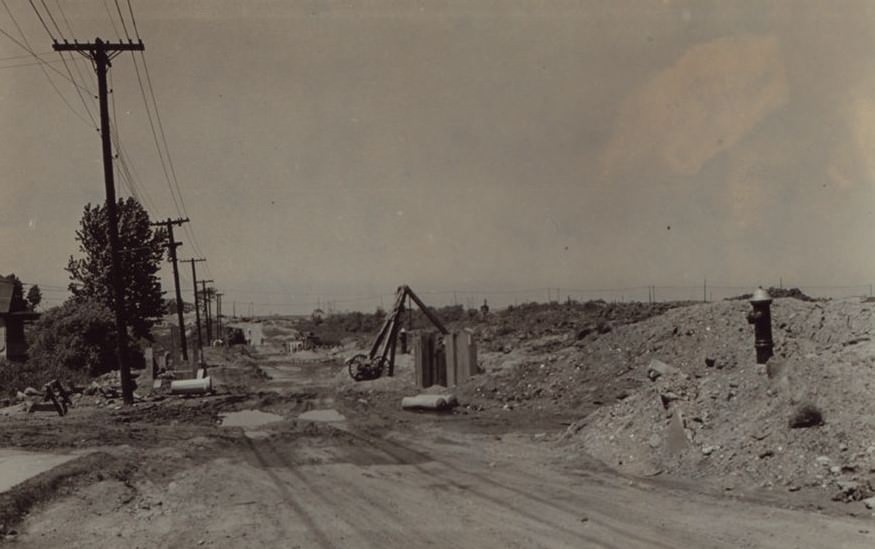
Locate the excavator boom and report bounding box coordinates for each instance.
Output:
[347,285,447,381]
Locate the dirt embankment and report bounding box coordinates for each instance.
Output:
[540,298,875,505]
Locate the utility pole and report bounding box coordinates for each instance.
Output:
[201,280,214,342]
[151,218,189,361]
[215,292,223,339]
[54,38,145,406]
[186,258,206,360]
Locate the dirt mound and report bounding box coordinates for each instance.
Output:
[729,287,819,302]
[471,300,694,353]
[559,297,875,500]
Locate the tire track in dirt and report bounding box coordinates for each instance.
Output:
[337,428,629,548]
[243,436,337,549]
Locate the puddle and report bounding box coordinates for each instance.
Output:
[260,366,301,382]
[298,409,346,423]
[0,450,80,492]
[220,409,284,428]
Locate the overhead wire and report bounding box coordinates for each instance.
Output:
[126,0,140,39]
[37,0,63,39]
[113,0,130,41]
[35,0,99,137]
[26,0,54,41]
[0,55,88,69]
[109,67,162,215]
[0,1,93,128]
[101,0,121,40]
[128,49,183,217]
[123,1,210,272]
[0,49,54,60]
[53,0,96,96]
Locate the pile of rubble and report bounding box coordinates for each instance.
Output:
[470,300,693,353]
[557,297,875,504]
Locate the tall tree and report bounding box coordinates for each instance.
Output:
[66,198,167,340]
[25,284,42,311]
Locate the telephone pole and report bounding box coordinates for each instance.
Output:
[186,258,206,360]
[54,38,145,406]
[215,292,223,339]
[201,280,214,342]
[151,218,189,361]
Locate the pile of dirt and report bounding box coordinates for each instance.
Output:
[557,297,875,502]
[729,287,819,302]
[469,300,694,353]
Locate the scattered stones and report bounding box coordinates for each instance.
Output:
[647,359,682,381]
[863,497,875,510]
[832,480,871,503]
[659,392,681,408]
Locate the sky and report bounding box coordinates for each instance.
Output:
[2,0,875,313]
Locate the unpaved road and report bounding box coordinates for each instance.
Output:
[10,347,875,548]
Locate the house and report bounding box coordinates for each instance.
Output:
[0,275,40,362]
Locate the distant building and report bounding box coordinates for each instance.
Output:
[0,275,40,362]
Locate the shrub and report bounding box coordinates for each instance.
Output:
[27,298,119,379]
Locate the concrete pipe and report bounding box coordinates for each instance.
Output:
[170,377,212,395]
[401,394,458,411]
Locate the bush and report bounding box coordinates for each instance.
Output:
[0,359,76,397]
[27,298,120,379]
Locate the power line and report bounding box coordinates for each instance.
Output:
[26,0,54,42]
[0,49,56,61]
[56,47,98,128]
[37,0,63,40]
[139,52,190,225]
[113,0,131,41]
[101,0,121,41]
[0,55,88,70]
[0,3,93,128]
[0,14,88,91]
[126,0,140,40]
[128,48,182,217]
[53,0,96,96]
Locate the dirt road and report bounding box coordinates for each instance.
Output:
[8,346,875,548]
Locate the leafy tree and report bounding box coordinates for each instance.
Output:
[66,198,166,340]
[25,284,42,311]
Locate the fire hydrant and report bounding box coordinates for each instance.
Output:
[746,287,774,364]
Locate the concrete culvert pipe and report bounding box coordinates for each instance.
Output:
[170,377,212,395]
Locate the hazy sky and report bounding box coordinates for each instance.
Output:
[2,1,875,313]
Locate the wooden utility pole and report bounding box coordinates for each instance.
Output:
[54,38,144,406]
[201,280,214,342]
[215,292,223,339]
[186,258,206,359]
[151,218,189,361]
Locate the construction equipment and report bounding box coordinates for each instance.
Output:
[347,285,448,381]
